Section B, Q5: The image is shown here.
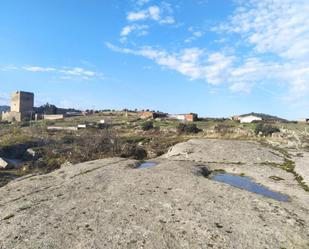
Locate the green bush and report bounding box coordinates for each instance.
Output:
[141,121,154,131]
[62,135,75,144]
[177,123,200,134]
[254,124,280,136]
[19,121,30,127]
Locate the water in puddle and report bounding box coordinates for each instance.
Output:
[138,162,158,169]
[5,158,23,166]
[211,173,289,202]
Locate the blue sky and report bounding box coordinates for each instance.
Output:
[1,0,309,119]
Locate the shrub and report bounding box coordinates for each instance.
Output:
[120,144,147,160]
[177,123,200,134]
[62,135,75,144]
[141,121,154,131]
[214,124,233,133]
[254,124,280,136]
[19,121,30,127]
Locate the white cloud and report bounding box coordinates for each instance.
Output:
[59,67,97,77]
[126,5,174,24]
[107,43,298,95]
[214,0,309,99]
[121,26,135,36]
[112,0,309,105]
[120,24,148,37]
[229,82,251,94]
[148,6,160,20]
[159,16,175,24]
[136,0,150,6]
[4,65,102,81]
[219,0,309,61]
[127,11,148,21]
[22,66,56,72]
[185,27,204,43]
[0,65,19,71]
[107,43,236,84]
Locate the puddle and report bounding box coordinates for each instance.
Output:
[211,173,289,202]
[4,158,24,169]
[137,162,158,169]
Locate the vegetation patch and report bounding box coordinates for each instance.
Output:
[127,162,140,169]
[269,176,285,181]
[259,141,292,159]
[213,169,226,173]
[3,214,15,220]
[254,124,280,136]
[196,166,211,177]
[177,123,201,134]
[141,121,154,131]
[261,159,309,192]
[205,161,244,165]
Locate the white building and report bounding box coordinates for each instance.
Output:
[239,115,262,123]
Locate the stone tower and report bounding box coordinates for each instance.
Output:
[1,91,34,122]
[11,91,34,113]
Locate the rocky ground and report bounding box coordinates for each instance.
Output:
[0,139,309,249]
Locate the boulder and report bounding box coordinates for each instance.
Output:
[0,158,10,170]
[25,148,37,159]
[61,161,73,168]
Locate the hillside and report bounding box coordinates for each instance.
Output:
[240,112,288,122]
[0,105,10,113]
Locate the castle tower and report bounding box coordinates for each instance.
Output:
[11,91,34,113]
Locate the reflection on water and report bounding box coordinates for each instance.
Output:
[211,173,289,202]
[138,162,158,169]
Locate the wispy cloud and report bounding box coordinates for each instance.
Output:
[127,10,148,21]
[136,0,150,7]
[107,43,236,86]
[109,0,309,106]
[3,65,103,81]
[22,66,56,72]
[127,5,160,21]
[185,27,203,43]
[118,1,176,43]
[214,0,309,100]
[127,5,174,24]
[120,24,148,37]
[107,42,297,95]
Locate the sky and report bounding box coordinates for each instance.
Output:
[0,0,309,119]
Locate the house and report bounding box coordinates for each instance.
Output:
[239,115,262,123]
[139,111,167,119]
[176,113,198,122]
[230,115,241,121]
[298,118,309,123]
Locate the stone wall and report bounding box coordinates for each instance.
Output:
[1,112,22,122]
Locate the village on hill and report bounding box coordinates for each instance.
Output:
[0,89,308,174]
[1,90,307,126]
[1,91,309,249]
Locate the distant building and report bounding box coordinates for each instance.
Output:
[2,91,34,122]
[176,113,198,122]
[11,91,34,113]
[139,111,167,119]
[239,115,262,123]
[43,114,65,120]
[298,118,309,123]
[231,115,241,121]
